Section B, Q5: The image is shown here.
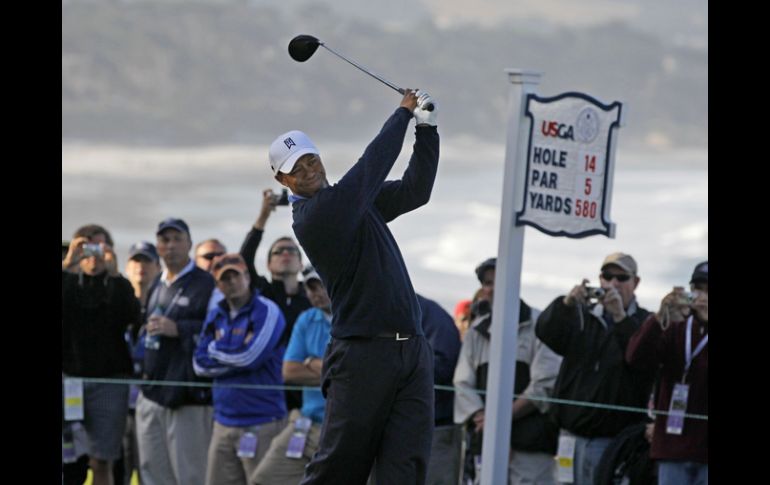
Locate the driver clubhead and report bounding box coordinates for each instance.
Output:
[288,34,321,62]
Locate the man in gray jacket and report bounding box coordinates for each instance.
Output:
[453,258,562,485]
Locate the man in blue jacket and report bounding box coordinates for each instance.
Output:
[416,294,463,485]
[269,89,439,484]
[194,252,287,485]
[136,217,216,485]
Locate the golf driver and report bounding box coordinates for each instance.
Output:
[288,34,434,111]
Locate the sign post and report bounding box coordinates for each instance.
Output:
[480,73,623,484]
[479,69,541,485]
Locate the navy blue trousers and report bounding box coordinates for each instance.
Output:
[300,335,434,485]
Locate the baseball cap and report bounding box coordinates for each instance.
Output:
[211,253,248,281]
[269,130,319,175]
[690,261,708,284]
[475,257,497,283]
[128,241,159,263]
[601,252,638,275]
[156,217,190,237]
[454,299,472,319]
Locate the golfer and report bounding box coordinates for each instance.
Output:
[268,89,439,484]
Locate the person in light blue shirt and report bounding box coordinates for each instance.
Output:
[252,266,332,485]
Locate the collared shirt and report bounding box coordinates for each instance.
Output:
[160,259,195,287]
[592,297,639,332]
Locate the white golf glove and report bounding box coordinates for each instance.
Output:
[413,90,438,127]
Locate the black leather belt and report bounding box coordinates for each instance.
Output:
[376,332,412,341]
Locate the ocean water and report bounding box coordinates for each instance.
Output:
[62,138,707,314]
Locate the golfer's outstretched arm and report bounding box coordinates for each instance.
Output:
[336,92,419,214]
[375,124,439,222]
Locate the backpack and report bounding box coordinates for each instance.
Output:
[595,422,656,485]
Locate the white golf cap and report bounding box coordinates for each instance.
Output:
[269,130,319,175]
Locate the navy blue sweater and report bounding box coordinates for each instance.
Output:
[292,107,439,338]
[142,265,216,408]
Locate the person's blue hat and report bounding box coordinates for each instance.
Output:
[156,217,190,237]
[128,241,159,263]
[690,261,708,284]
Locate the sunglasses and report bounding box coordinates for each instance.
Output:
[271,246,300,256]
[600,272,632,282]
[199,252,225,261]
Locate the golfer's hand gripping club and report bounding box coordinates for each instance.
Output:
[413,90,438,126]
[398,88,434,112]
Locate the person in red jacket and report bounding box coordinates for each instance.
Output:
[626,261,708,484]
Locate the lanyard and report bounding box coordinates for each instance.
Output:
[149,276,192,318]
[683,315,708,382]
[162,288,184,316]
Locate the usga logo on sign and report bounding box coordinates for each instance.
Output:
[541,121,574,140]
[541,108,601,143]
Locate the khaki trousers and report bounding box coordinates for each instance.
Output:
[206,416,288,485]
[251,409,322,485]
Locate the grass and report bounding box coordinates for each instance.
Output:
[83,470,140,485]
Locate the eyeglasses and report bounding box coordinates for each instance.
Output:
[271,246,300,256]
[600,272,632,282]
[199,252,225,261]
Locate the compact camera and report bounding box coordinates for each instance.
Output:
[585,286,606,300]
[81,243,103,258]
[271,188,290,206]
[470,299,491,319]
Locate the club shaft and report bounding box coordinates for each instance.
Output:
[320,44,404,94]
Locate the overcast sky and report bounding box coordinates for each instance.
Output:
[256,0,707,49]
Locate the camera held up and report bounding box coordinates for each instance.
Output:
[585,286,606,301]
[81,243,103,258]
[271,188,290,206]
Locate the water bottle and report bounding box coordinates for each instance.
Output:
[144,305,163,350]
